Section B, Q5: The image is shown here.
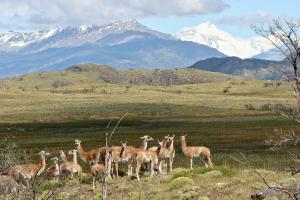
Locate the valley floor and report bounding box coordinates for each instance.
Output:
[6,166,299,200]
[0,80,299,199]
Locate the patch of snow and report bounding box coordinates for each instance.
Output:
[175,21,274,58]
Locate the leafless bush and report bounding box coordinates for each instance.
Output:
[265,129,300,151]
[0,138,22,174]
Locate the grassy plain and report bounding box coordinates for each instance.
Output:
[0,79,299,199]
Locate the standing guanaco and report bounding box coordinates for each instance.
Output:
[180,134,213,169]
[45,157,60,180]
[135,140,163,181]
[121,135,154,176]
[90,148,113,191]
[110,141,128,178]
[59,150,82,179]
[74,139,106,165]
[8,150,50,186]
[166,135,175,172]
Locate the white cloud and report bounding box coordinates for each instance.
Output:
[0,0,228,30]
[216,11,273,27]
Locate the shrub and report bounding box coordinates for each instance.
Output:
[40,180,65,191]
[223,86,231,93]
[170,177,193,190]
[51,79,72,88]
[193,167,235,177]
[245,104,255,110]
[260,103,272,111]
[202,170,223,178]
[172,168,192,178]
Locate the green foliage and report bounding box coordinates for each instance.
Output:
[198,196,210,200]
[40,180,65,191]
[193,167,235,177]
[170,177,194,190]
[172,168,193,178]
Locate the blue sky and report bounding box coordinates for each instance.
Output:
[0,0,299,38]
[140,0,300,37]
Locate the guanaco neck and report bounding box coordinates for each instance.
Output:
[156,146,162,155]
[54,162,59,172]
[61,152,68,163]
[72,153,78,164]
[120,146,126,158]
[181,138,187,150]
[162,139,169,148]
[37,155,46,175]
[169,140,174,151]
[139,140,148,150]
[77,143,88,162]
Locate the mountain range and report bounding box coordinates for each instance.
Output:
[0,20,287,79]
[0,20,225,78]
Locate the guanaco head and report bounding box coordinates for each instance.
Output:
[169,134,175,140]
[68,149,77,155]
[39,150,50,156]
[140,135,154,141]
[74,139,82,146]
[180,134,187,141]
[121,141,127,148]
[157,140,164,148]
[120,141,127,161]
[59,150,66,162]
[51,157,59,164]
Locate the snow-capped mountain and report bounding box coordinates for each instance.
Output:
[0,20,225,78]
[0,19,173,52]
[175,22,274,59]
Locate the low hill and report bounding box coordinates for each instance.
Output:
[0,64,240,89]
[189,56,292,80]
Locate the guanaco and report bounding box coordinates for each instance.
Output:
[180,134,213,169]
[110,141,128,178]
[135,140,163,181]
[90,148,113,191]
[8,150,50,186]
[45,157,60,180]
[74,139,106,165]
[166,135,176,172]
[148,135,175,174]
[122,135,154,176]
[59,150,82,179]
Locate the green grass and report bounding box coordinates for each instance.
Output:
[7,167,298,200]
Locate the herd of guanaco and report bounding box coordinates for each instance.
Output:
[0,134,213,196]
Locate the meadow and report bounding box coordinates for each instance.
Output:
[0,78,299,199]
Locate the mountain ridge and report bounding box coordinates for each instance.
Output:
[189,56,291,80]
[0,63,241,89]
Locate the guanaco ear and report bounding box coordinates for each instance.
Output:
[125,141,127,145]
[172,134,175,139]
